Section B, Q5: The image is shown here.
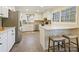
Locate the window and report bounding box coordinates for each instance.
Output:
[61,9,70,22]
[52,6,76,22]
[52,12,60,22]
[61,6,76,22]
[26,14,34,21]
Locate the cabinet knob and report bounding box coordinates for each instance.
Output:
[12,30,13,32]
[0,13,3,15]
[0,43,2,45]
[12,33,14,35]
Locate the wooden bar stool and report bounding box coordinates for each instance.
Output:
[48,36,66,52]
[63,34,79,52]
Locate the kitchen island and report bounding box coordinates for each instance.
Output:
[39,25,79,50]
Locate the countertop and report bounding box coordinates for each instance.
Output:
[39,25,79,30]
[0,27,15,33]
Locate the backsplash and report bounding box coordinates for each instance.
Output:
[0,18,2,27]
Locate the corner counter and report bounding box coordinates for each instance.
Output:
[39,25,79,30]
[39,25,79,50]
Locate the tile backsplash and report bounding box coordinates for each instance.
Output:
[0,18,2,27]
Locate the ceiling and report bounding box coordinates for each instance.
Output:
[15,6,62,14]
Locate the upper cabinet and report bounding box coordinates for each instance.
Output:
[0,7,2,17]
[7,6,15,11]
[2,7,8,18]
[0,6,8,18]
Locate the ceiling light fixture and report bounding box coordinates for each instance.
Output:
[40,6,44,8]
[36,10,39,12]
[26,9,29,11]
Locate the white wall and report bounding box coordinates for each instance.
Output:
[0,18,2,27]
[43,6,78,28]
[19,6,79,28]
[33,13,43,21]
[19,12,43,22]
[76,7,79,27]
[7,6,15,11]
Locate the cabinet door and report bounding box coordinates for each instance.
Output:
[2,7,8,18]
[0,38,8,52]
[7,28,15,51]
[10,29,15,47]
[7,30,12,51]
[0,32,8,52]
[0,6,2,17]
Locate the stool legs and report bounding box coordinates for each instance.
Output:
[58,42,60,51]
[48,37,66,52]
[48,37,50,52]
[53,41,55,52]
[76,37,79,52]
[69,39,71,52]
[63,40,66,52]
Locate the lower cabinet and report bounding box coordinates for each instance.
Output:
[21,24,34,31]
[7,28,15,51]
[0,28,15,52]
[0,32,8,52]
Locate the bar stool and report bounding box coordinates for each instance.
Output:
[48,35,66,52]
[63,34,79,52]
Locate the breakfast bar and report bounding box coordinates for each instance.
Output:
[39,25,79,50]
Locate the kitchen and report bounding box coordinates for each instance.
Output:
[0,6,79,52]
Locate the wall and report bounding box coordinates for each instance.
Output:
[19,12,43,23]
[43,6,79,28]
[34,13,43,20]
[0,6,16,27]
[76,7,79,27]
[0,18,2,27]
[7,6,15,11]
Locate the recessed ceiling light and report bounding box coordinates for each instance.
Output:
[26,9,29,11]
[40,6,44,8]
[36,10,39,12]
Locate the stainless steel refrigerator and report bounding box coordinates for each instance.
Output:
[2,10,22,43]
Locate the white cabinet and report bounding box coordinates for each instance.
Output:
[21,24,34,31]
[0,27,15,52]
[0,6,8,18]
[0,32,8,52]
[7,6,15,11]
[7,28,15,51]
[2,7,8,18]
[0,7,2,17]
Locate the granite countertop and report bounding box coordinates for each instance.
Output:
[39,25,79,30]
[0,27,15,33]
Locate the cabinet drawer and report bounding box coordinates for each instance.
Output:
[9,29,15,33]
[0,37,8,52]
[0,33,7,40]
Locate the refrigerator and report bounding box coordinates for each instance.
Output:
[2,9,22,43]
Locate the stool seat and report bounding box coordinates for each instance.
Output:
[49,36,66,41]
[63,34,79,52]
[63,35,78,39]
[48,35,66,52]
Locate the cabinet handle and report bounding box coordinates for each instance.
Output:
[0,43,2,45]
[12,33,14,35]
[0,13,3,15]
[12,30,14,32]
